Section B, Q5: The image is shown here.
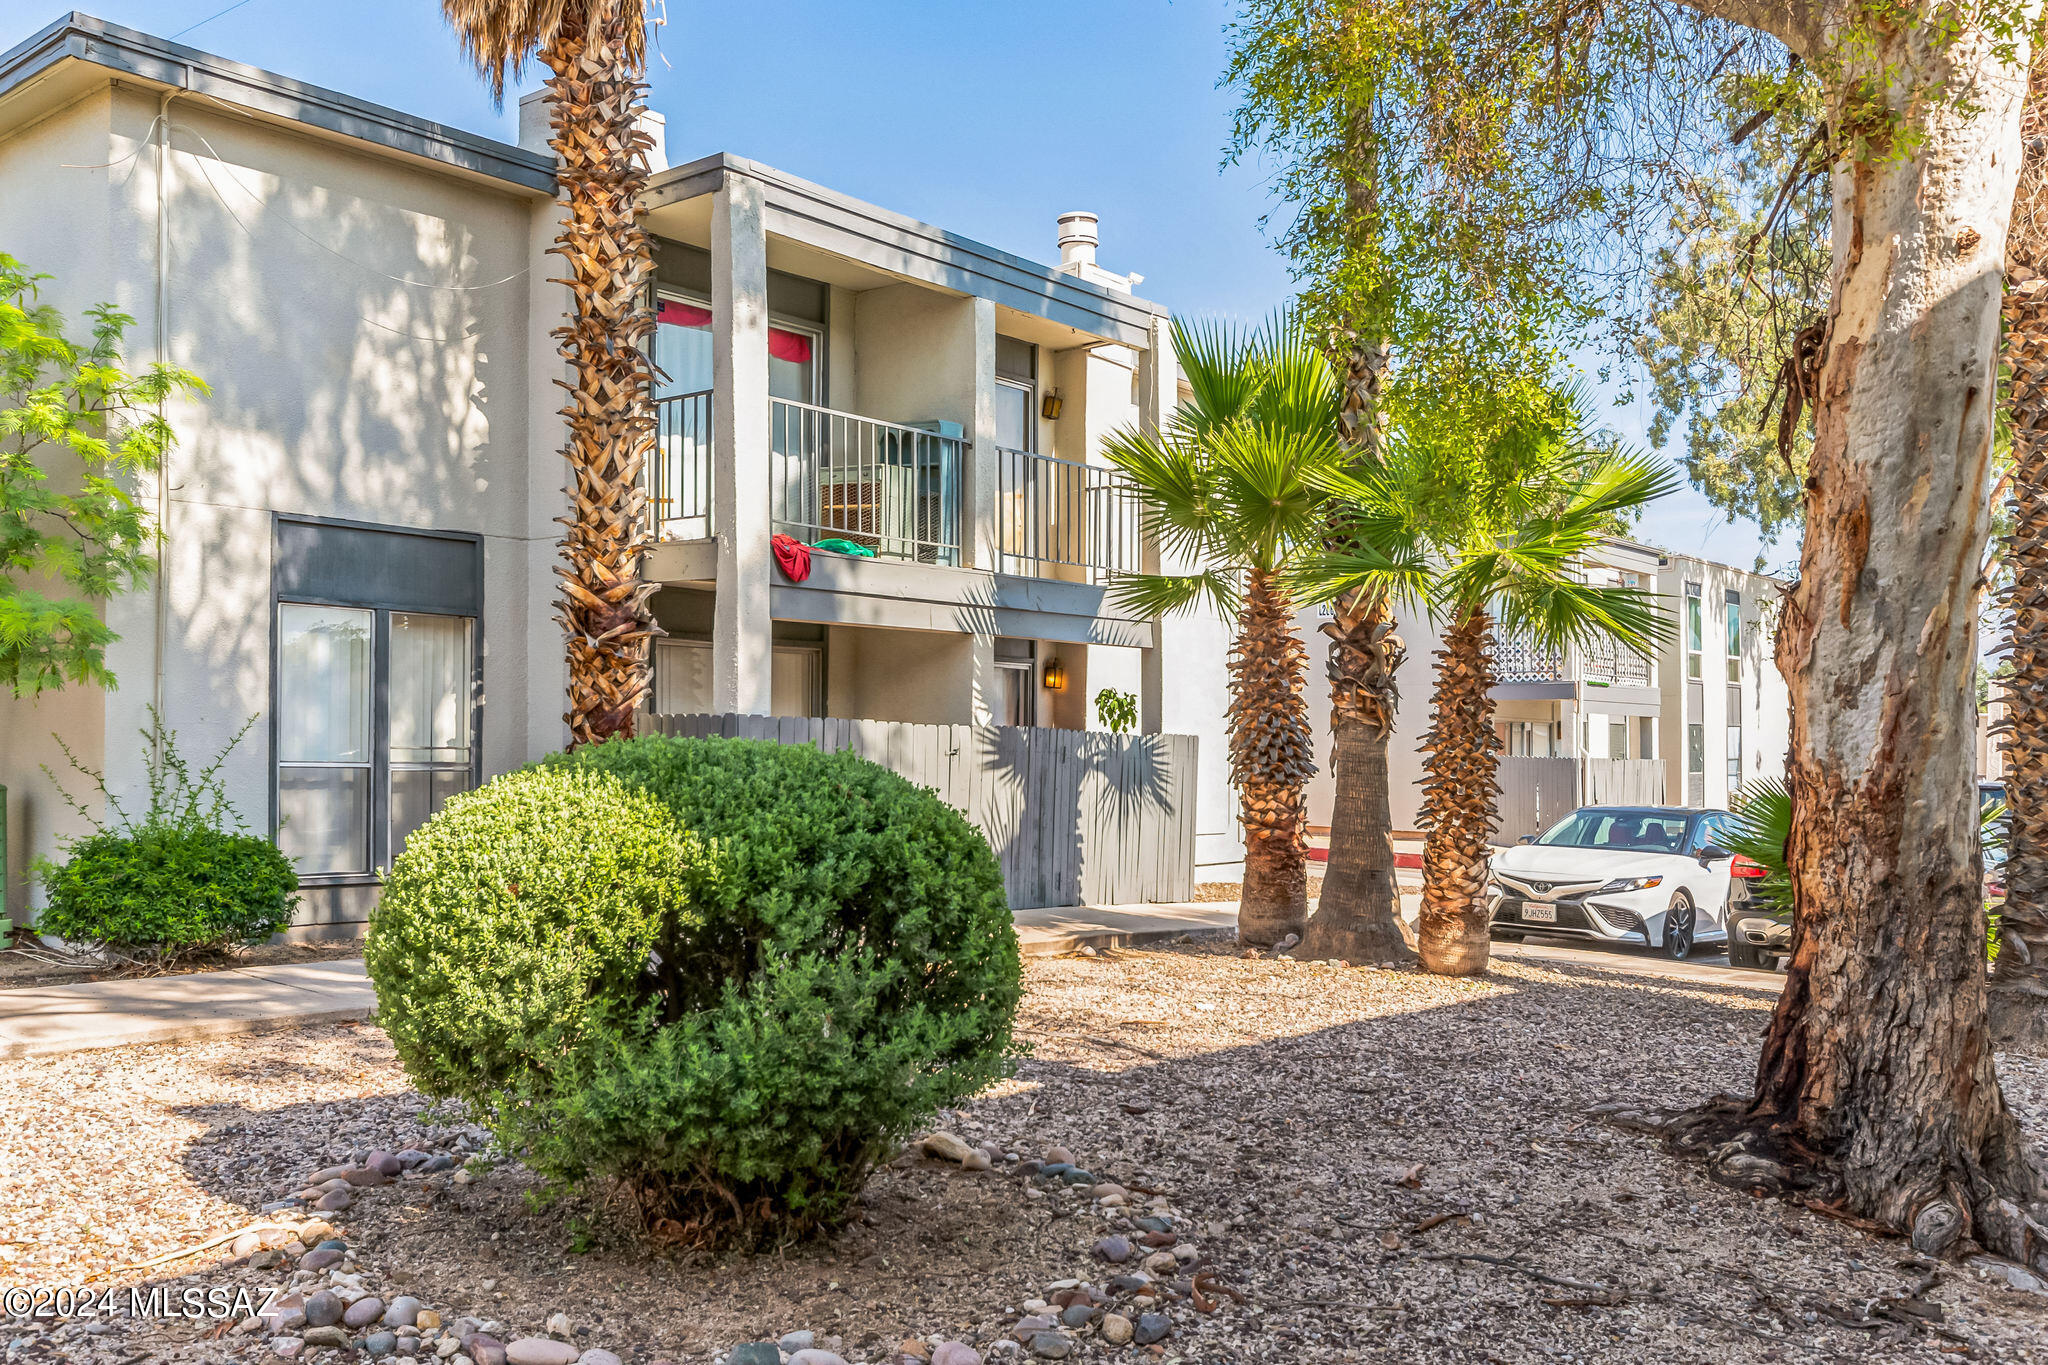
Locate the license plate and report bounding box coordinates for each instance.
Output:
[1521,903,1557,923]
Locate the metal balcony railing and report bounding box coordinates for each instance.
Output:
[647,389,713,541]
[1494,632,1653,687]
[770,398,963,565]
[995,447,1143,584]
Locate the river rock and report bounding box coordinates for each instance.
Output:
[344,1166,390,1187]
[505,1340,579,1365]
[299,1248,343,1273]
[365,1330,399,1357]
[921,1132,976,1163]
[345,1297,386,1329]
[1043,1146,1074,1165]
[1142,1251,1177,1275]
[1093,1236,1131,1263]
[1057,1304,1093,1329]
[465,1333,508,1365]
[315,1188,353,1212]
[1008,1316,1056,1345]
[367,1150,403,1177]
[578,1352,623,1365]
[779,1331,815,1353]
[961,1151,993,1172]
[384,1297,423,1327]
[1133,1315,1171,1346]
[931,1343,982,1365]
[1099,1315,1133,1346]
[303,1326,351,1350]
[727,1343,780,1365]
[1028,1334,1072,1361]
[269,1339,305,1360]
[303,1291,344,1329]
[788,1351,847,1365]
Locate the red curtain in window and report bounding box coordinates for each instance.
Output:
[658,301,812,364]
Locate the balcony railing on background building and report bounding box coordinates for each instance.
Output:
[995,447,1143,584]
[1494,632,1652,687]
[770,398,963,566]
[648,389,713,541]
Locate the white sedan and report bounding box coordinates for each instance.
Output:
[1488,806,1762,960]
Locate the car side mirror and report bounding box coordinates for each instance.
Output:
[1697,844,1731,865]
[1518,835,1536,845]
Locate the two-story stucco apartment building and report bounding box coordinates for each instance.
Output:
[0,14,1246,935]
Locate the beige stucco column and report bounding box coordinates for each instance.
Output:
[1137,313,1175,734]
[711,171,774,716]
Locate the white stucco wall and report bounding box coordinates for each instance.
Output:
[1,84,551,914]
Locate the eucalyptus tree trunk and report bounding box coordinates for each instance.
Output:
[1695,5,2048,1258]
[1232,568,1316,945]
[1416,608,1498,976]
[543,0,658,746]
[1991,64,2048,1056]
[1303,335,1414,965]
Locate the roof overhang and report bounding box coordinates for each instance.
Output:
[0,11,555,194]
[644,153,1169,350]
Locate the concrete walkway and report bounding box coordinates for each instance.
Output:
[0,898,1783,1061]
[0,903,1241,1060]
[0,959,377,1060]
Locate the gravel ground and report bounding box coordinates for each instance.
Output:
[2,936,2045,1365]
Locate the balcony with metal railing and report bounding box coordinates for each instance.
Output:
[995,447,1143,584]
[1494,632,1653,688]
[769,398,963,565]
[648,389,714,542]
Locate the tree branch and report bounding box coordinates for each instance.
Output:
[1661,0,1821,62]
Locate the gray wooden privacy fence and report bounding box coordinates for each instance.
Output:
[645,713,1198,910]
[1493,757,1671,844]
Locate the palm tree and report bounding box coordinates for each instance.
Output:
[1105,318,1414,946]
[1991,56,2048,1052]
[1301,382,1678,975]
[440,0,658,746]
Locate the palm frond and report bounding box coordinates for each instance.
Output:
[440,0,646,104]
[1170,316,1262,434]
[1107,570,1242,620]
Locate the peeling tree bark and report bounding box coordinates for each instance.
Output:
[1719,9,2048,1263]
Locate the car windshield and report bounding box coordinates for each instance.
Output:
[1534,809,1692,853]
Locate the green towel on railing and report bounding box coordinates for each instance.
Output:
[810,538,877,558]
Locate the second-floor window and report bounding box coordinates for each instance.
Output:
[1725,589,1743,682]
[996,337,1036,451]
[1685,581,1703,680]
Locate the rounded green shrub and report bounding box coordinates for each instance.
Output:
[36,824,298,961]
[366,737,1021,1242]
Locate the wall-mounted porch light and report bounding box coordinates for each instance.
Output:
[1043,657,1068,692]
[1041,391,1064,422]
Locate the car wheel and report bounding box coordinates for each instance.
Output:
[1661,893,1698,960]
[1726,927,1765,970]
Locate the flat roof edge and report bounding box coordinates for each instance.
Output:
[648,152,1170,339]
[0,11,555,192]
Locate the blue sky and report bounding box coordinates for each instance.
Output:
[8,0,1774,569]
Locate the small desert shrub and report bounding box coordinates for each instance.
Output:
[34,711,297,963]
[366,737,1021,1242]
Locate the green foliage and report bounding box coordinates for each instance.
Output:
[1094,687,1138,735]
[1293,376,1681,654]
[33,710,295,962]
[366,737,1022,1243]
[1,255,206,695]
[1635,68,1828,554]
[1105,313,1424,620]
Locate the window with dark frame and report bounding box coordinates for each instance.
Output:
[1685,581,1703,680]
[272,518,482,881]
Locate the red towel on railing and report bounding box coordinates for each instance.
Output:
[771,533,811,582]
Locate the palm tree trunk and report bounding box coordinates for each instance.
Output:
[1303,331,1415,965]
[1416,608,1498,976]
[1991,69,2048,1055]
[1232,567,1314,945]
[542,0,658,747]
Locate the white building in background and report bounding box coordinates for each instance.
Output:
[0,13,1245,932]
[1299,539,1792,840]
